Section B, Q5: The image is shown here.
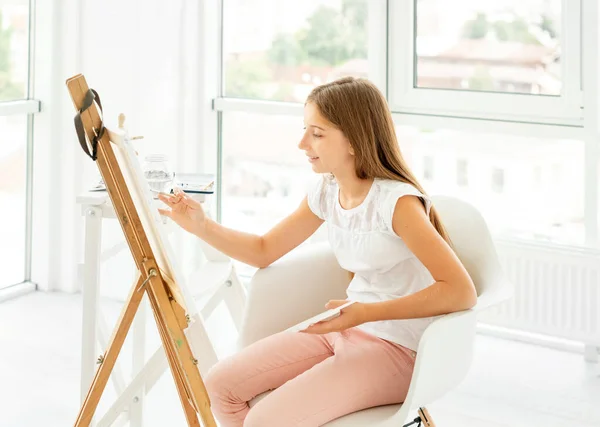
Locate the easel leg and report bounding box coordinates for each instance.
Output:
[145,273,217,427]
[151,298,201,427]
[97,314,127,395]
[96,349,168,427]
[75,277,146,427]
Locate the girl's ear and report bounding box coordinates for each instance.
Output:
[349,145,355,156]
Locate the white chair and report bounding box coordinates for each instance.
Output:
[237,196,513,426]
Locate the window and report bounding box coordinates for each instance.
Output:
[0,0,33,290]
[415,0,561,96]
[390,0,582,125]
[223,0,371,103]
[215,0,596,252]
[396,125,585,245]
[456,158,468,186]
[0,116,27,287]
[0,3,28,101]
[221,111,312,234]
[221,111,314,276]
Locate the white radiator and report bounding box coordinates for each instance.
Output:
[478,239,600,347]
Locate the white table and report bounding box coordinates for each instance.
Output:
[76,191,246,427]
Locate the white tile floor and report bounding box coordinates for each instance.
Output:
[1,291,599,427]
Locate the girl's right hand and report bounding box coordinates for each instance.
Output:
[158,188,207,236]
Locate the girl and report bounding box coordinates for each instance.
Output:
[158,77,477,427]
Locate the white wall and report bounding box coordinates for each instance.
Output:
[31,0,219,292]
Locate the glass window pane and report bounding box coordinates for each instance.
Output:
[224,0,370,102]
[415,0,561,96]
[0,1,29,101]
[397,126,584,245]
[0,115,26,287]
[222,111,314,276]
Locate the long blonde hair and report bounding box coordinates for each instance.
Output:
[306,77,450,243]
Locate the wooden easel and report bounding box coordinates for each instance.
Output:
[66,74,216,427]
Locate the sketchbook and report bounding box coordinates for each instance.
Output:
[285,301,356,333]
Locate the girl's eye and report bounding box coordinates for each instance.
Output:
[313,133,322,138]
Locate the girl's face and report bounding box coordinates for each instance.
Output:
[298,102,354,175]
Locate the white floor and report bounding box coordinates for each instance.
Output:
[1,291,599,427]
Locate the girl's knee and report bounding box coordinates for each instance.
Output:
[243,403,291,427]
[244,391,307,427]
[204,360,232,399]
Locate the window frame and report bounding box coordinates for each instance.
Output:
[0,0,39,293]
[219,0,388,104]
[388,0,584,127]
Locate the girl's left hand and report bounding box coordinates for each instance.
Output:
[301,300,369,334]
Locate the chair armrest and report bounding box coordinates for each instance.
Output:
[474,277,513,312]
[399,277,511,417]
[400,310,477,414]
[237,242,350,349]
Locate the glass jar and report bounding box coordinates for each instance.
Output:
[143,154,174,196]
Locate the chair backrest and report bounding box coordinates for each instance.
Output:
[431,195,505,305]
[396,196,508,418]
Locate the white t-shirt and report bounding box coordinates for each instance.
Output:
[307,174,438,352]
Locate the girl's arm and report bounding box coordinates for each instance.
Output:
[196,196,324,269]
[364,195,477,322]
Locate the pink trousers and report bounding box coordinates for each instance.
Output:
[204,327,416,427]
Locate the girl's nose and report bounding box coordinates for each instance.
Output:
[298,132,309,150]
